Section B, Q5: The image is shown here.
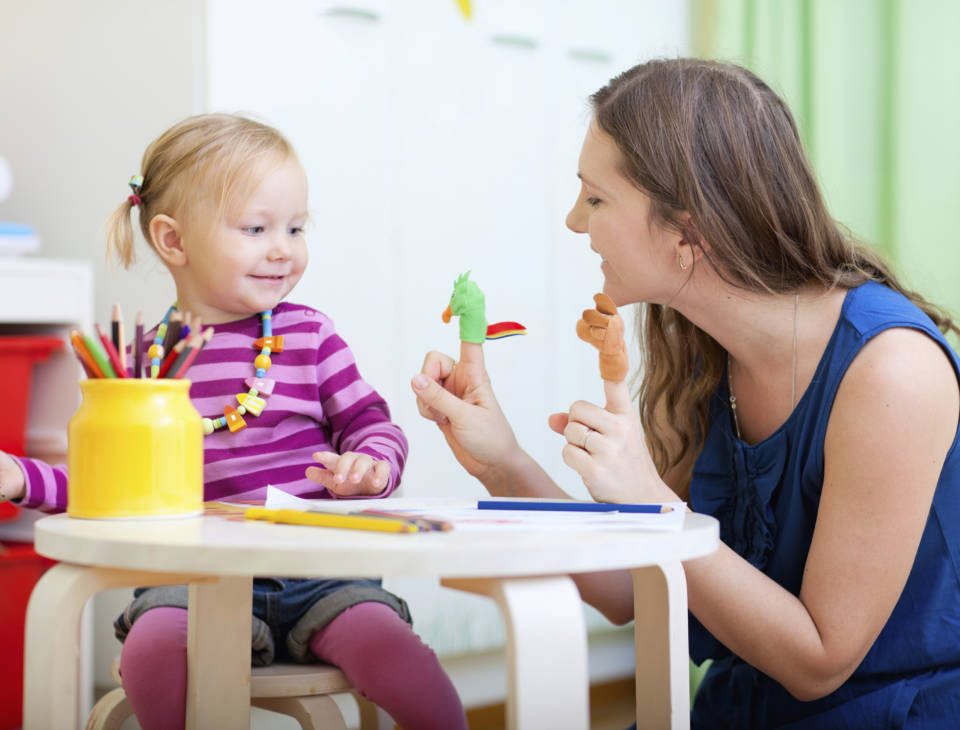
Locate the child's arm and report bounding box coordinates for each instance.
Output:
[0,451,68,512]
[312,328,408,498]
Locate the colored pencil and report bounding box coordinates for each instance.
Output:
[169,327,213,379]
[476,500,673,514]
[155,338,187,379]
[113,304,127,374]
[178,311,191,343]
[95,324,128,378]
[133,311,144,378]
[161,310,182,355]
[70,343,96,377]
[360,509,453,532]
[69,330,101,378]
[82,332,116,378]
[244,507,420,533]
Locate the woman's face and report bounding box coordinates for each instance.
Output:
[566,122,680,307]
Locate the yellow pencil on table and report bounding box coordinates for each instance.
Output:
[244,507,420,533]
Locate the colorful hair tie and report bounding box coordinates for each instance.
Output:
[127,175,144,206]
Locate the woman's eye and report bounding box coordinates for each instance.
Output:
[243,226,265,234]
[586,197,601,207]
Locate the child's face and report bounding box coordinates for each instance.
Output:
[179,156,309,323]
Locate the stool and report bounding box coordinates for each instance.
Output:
[85,658,393,730]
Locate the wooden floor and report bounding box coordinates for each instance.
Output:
[464,678,635,730]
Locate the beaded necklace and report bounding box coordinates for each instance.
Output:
[149,304,281,436]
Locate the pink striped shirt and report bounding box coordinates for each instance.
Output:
[15,303,407,511]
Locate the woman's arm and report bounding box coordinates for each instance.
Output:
[702,327,957,699]
[657,328,956,699]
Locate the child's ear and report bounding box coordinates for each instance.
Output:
[149,214,187,268]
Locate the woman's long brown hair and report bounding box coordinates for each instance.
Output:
[590,59,958,498]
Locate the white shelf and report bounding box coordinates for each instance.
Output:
[0,258,93,329]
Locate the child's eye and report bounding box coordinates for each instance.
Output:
[243,226,265,234]
[288,226,304,236]
[586,197,602,207]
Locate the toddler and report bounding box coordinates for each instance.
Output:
[0,113,466,730]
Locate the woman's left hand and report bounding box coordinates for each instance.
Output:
[306,451,390,496]
[548,378,675,503]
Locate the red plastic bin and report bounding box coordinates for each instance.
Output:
[0,542,56,729]
[0,335,64,520]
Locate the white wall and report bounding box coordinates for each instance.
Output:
[0,0,204,326]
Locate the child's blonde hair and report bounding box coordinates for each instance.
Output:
[106,113,296,269]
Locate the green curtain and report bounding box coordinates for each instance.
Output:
[693,0,960,336]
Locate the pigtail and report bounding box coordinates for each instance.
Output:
[105,197,138,269]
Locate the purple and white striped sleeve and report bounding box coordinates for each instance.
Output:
[315,330,408,498]
[10,455,68,513]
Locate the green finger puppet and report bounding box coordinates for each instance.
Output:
[442,271,526,343]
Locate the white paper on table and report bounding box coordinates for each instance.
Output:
[260,486,685,532]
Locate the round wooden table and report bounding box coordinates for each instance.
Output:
[24,501,718,730]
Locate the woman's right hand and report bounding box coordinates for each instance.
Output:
[411,341,522,482]
[0,451,26,502]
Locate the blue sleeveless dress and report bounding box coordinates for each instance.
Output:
[689,281,960,728]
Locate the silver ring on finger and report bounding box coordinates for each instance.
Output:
[580,427,593,452]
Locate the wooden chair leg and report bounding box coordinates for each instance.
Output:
[356,694,394,730]
[252,695,348,730]
[84,687,134,730]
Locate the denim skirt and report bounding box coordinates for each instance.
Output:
[114,577,411,666]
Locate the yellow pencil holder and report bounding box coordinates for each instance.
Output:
[67,379,203,519]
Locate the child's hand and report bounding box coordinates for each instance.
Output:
[0,451,26,502]
[305,452,390,497]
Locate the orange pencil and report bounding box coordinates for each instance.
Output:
[95,323,129,378]
[70,330,104,378]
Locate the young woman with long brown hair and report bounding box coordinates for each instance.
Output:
[412,59,960,727]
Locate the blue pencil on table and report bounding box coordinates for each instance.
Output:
[476,500,673,514]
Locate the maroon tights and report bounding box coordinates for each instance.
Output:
[120,602,466,730]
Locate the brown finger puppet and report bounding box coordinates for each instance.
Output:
[576,293,629,382]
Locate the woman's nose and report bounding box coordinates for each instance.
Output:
[566,196,587,234]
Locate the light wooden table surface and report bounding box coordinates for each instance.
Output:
[24,503,717,730]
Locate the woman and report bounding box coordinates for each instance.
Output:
[411,59,960,727]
